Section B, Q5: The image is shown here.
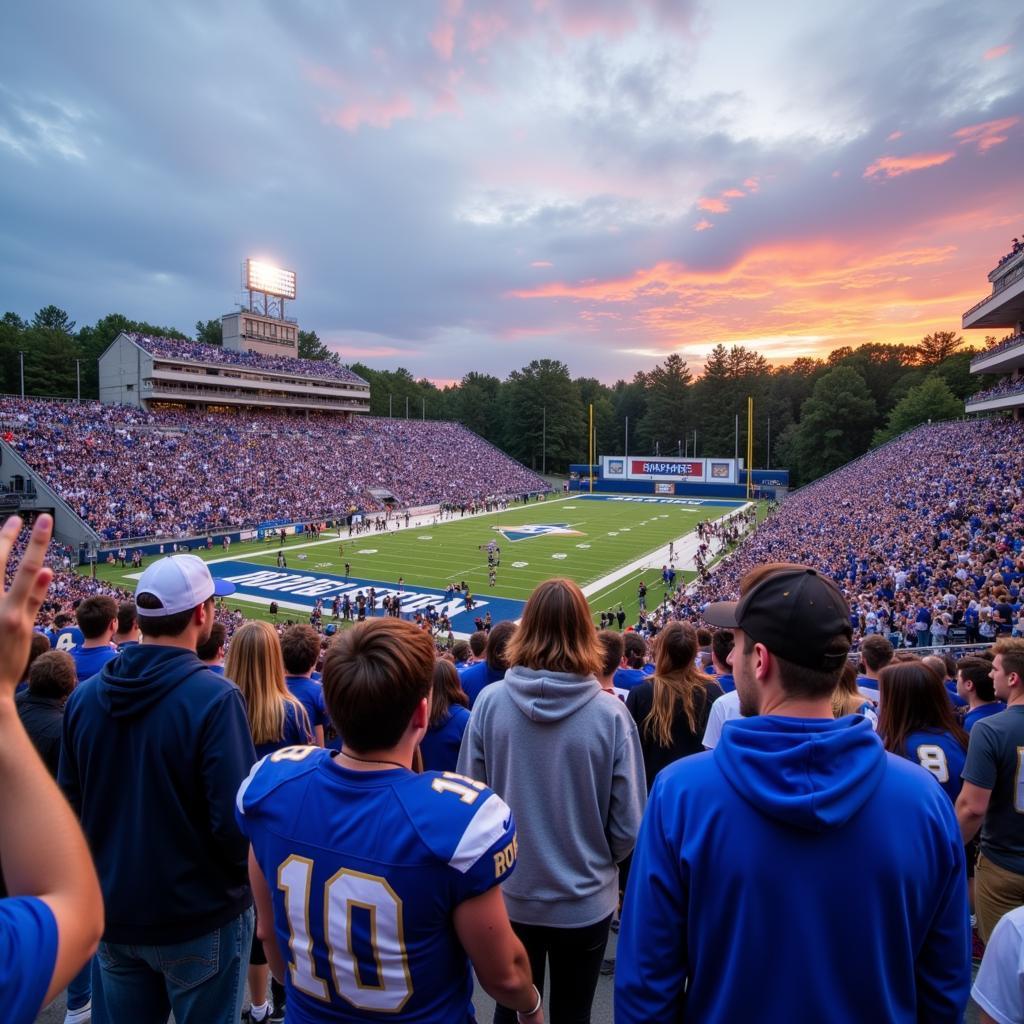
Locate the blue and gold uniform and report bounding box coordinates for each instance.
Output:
[237,747,516,1022]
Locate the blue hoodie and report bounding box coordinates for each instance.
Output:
[59,645,257,945]
[615,715,970,1023]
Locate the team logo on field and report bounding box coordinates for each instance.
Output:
[496,523,585,543]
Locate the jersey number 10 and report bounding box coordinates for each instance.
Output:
[278,856,413,1012]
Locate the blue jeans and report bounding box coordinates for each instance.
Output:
[67,956,92,1010]
[92,909,254,1024]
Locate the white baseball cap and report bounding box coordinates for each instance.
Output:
[135,555,236,617]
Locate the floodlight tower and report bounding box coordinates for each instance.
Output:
[222,258,301,357]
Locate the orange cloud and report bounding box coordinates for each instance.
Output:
[887,130,904,141]
[721,188,746,198]
[953,117,1020,152]
[694,219,714,231]
[743,177,760,192]
[531,260,553,267]
[863,151,956,179]
[984,44,1011,60]
[697,197,729,213]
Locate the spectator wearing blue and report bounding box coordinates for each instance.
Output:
[279,624,327,747]
[957,657,1005,732]
[59,554,256,1024]
[69,595,119,682]
[0,513,103,1023]
[616,564,970,1024]
[420,659,470,772]
[460,619,515,706]
[613,633,648,691]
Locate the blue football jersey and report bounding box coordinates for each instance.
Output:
[51,625,84,652]
[901,730,967,804]
[237,748,517,1022]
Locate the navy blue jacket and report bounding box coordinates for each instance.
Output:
[59,644,257,944]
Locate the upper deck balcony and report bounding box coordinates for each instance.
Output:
[963,248,1024,330]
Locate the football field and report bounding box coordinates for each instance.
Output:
[85,494,747,630]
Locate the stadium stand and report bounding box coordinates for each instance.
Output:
[130,333,368,385]
[0,398,548,541]
[683,417,1024,646]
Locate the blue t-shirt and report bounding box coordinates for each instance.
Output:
[613,667,647,692]
[254,700,313,760]
[286,676,328,734]
[420,706,471,774]
[237,749,516,1023]
[70,644,118,683]
[900,730,967,804]
[965,702,1006,732]
[0,895,58,1021]
[715,674,735,694]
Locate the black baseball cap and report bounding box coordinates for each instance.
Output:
[703,567,852,670]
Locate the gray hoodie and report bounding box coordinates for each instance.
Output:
[457,665,647,927]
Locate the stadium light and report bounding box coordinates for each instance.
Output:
[246,259,297,300]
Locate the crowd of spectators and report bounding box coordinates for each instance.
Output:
[977,331,1024,362]
[131,333,368,386]
[0,398,548,540]
[680,418,1024,648]
[968,377,1024,405]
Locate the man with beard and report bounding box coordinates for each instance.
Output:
[59,555,257,1022]
[616,563,970,1024]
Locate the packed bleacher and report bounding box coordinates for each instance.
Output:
[682,418,1024,646]
[0,398,548,540]
[977,331,1024,361]
[130,333,369,385]
[967,377,1024,404]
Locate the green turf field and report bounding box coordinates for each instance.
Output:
[83,495,745,627]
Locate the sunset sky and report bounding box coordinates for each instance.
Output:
[1,0,1022,383]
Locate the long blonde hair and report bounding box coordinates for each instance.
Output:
[225,621,310,746]
[644,621,709,748]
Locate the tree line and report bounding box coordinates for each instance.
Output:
[0,306,994,486]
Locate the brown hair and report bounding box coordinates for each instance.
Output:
[958,656,996,702]
[506,578,601,676]
[622,632,646,668]
[23,632,51,682]
[225,621,310,746]
[76,595,118,640]
[596,630,624,678]
[195,621,226,662]
[644,621,711,747]
[877,660,968,757]
[468,631,488,658]
[992,637,1024,681]
[28,650,77,701]
[485,621,517,672]
[711,629,734,668]
[429,659,470,728]
[323,618,435,752]
[860,635,894,672]
[280,624,321,675]
[116,601,138,635]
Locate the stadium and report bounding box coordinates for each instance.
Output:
[3,3,1024,1018]
[3,237,1022,1023]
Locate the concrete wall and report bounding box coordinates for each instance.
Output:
[98,333,149,407]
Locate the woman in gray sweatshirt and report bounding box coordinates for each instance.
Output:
[458,577,647,1024]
